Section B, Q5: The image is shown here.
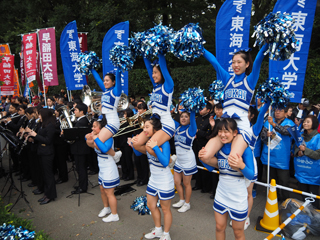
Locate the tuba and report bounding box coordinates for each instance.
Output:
[81,85,129,114]
[58,105,74,129]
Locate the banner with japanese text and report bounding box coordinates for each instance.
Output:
[269,0,317,103]
[0,44,11,54]
[13,69,20,97]
[38,28,59,86]
[23,33,37,84]
[78,33,88,52]
[215,0,252,78]
[60,20,86,90]
[102,21,129,95]
[19,51,26,86]
[0,55,15,95]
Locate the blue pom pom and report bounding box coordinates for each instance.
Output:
[139,23,174,59]
[252,12,298,61]
[109,44,135,72]
[129,31,145,58]
[209,80,225,102]
[169,23,205,63]
[79,51,102,75]
[180,87,206,113]
[0,223,35,239]
[256,77,292,109]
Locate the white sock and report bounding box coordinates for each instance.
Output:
[179,199,185,204]
[184,202,190,206]
[155,226,162,231]
[163,231,169,235]
[104,207,110,210]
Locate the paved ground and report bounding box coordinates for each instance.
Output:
[0,152,318,240]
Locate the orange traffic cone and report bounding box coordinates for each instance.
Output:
[255,179,280,234]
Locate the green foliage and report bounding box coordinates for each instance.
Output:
[0,197,52,239]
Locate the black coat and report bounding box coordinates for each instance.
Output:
[194,113,212,149]
[34,123,57,156]
[69,116,91,155]
[5,113,21,134]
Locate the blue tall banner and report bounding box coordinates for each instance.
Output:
[102,21,129,95]
[215,0,253,78]
[269,0,317,103]
[60,20,86,91]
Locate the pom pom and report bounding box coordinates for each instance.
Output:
[180,87,206,113]
[130,196,160,215]
[0,223,35,239]
[140,23,174,59]
[109,44,135,72]
[79,51,102,75]
[256,77,292,109]
[129,31,145,58]
[209,80,225,102]
[252,11,298,61]
[169,23,206,63]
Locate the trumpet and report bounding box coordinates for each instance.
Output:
[114,109,152,137]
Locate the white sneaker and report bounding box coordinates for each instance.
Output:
[178,203,190,213]
[144,228,163,239]
[98,207,111,217]
[230,220,232,226]
[244,217,250,230]
[102,213,119,223]
[159,234,171,240]
[168,155,177,169]
[113,151,122,163]
[172,200,185,208]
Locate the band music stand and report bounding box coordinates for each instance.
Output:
[64,127,94,206]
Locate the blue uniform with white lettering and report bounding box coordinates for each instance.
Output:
[92,69,121,135]
[294,133,320,186]
[201,145,255,221]
[144,54,175,137]
[133,141,175,200]
[203,44,268,145]
[173,111,198,175]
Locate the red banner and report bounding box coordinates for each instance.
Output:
[78,33,88,52]
[0,54,15,95]
[13,69,20,96]
[23,33,37,84]
[38,28,58,86]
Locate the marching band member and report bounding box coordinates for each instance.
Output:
[132,114,174,240]
[28,108,57,205]
[133,54,175,159]
[87,117,120,223]
[172,110,197,213]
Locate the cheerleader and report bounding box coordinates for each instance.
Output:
[86,117,120,223]
[199,44,268,166]
[132,54,175,158]
[172,110,197,213]
[92,69,122,161]
[132,114,174,240]
[199,118,254,240]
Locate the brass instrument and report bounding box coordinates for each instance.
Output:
[58,105,74,129]
[81,85,129,114]
[114,109,152,137]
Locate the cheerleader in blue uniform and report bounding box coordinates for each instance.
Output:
[92,69,122,161]
[199,45,268,166]
[132,54,175,158]
[172,110,197,213]
[87,118,120,223]
[199,118,254,240]
[132,114,174,240]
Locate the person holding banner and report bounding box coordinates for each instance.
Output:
[294,115,320,208]
[132,54,175,159]
[92,70,122,162]
[199,44,268,170]
[260,107,295,202]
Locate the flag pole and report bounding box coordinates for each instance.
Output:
[267,106,271,197]
[36,29,47,106]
